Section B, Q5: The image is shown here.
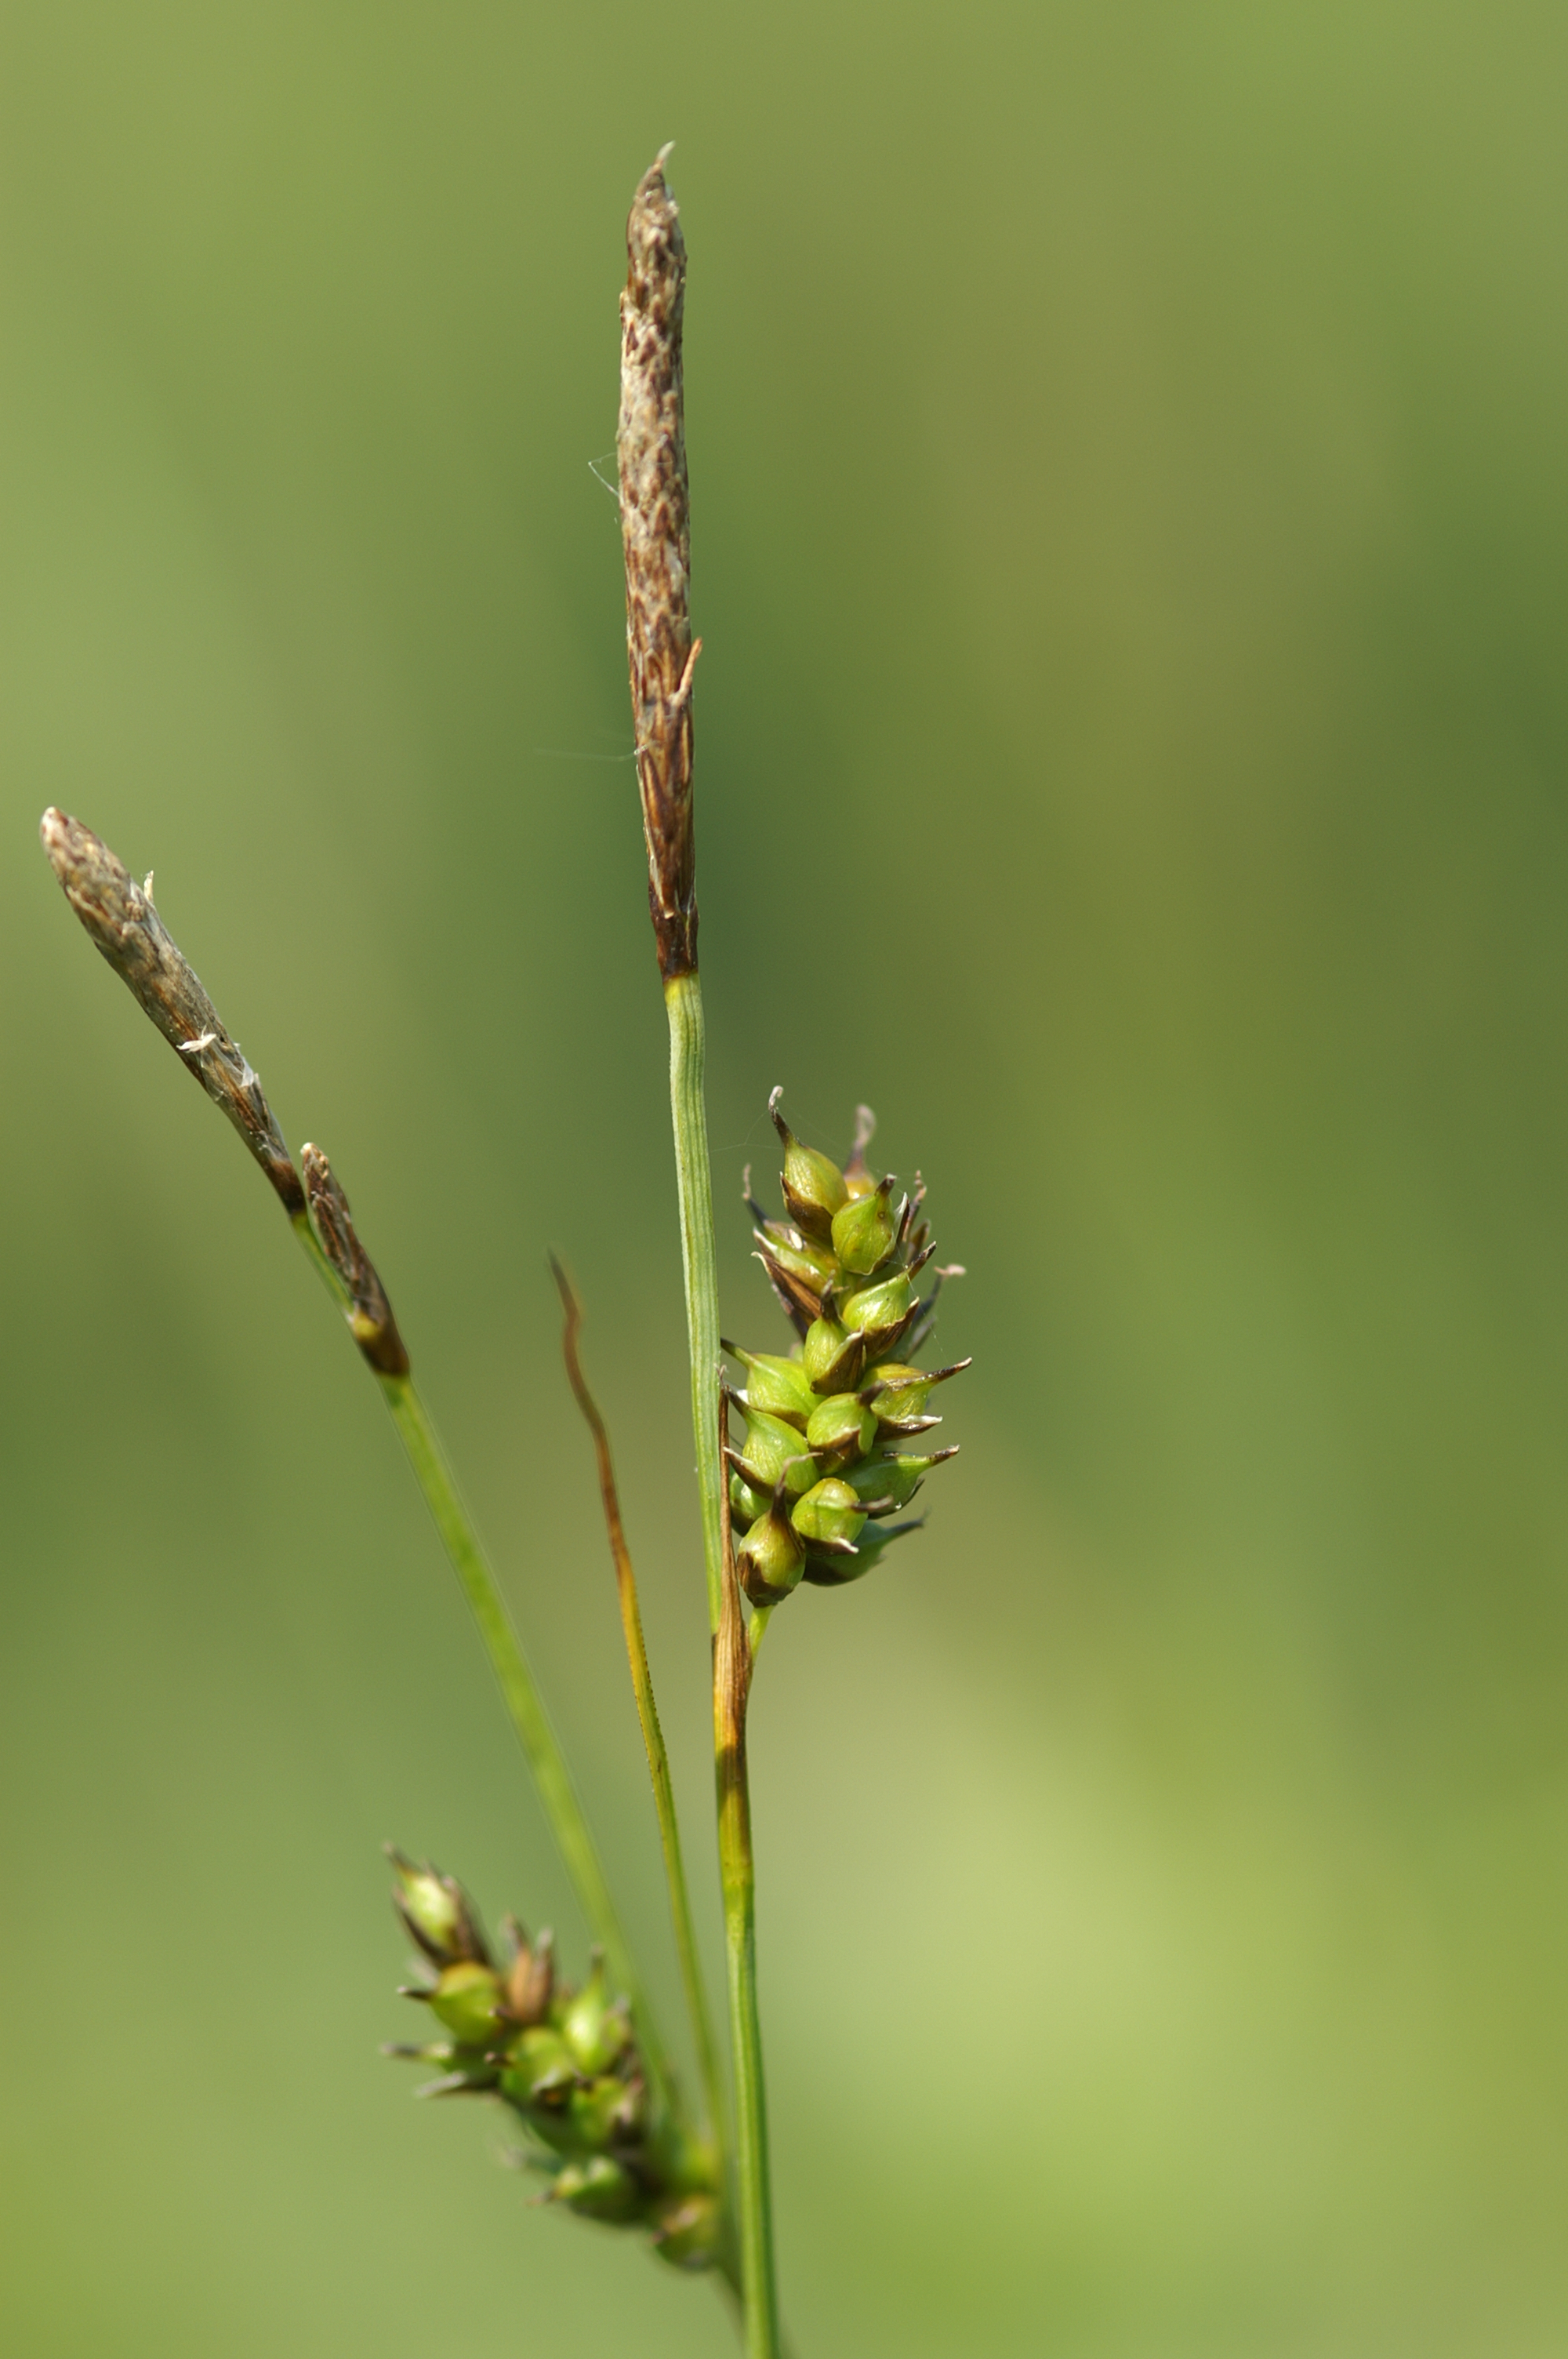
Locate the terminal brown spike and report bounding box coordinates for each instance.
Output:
[619,147,700,981]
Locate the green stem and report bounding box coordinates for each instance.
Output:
[289,1212,677,2128]
[720,1790,775,2357]
[717,1567,779,2358]
[664,970,726,1638]
[661,975,781,2357]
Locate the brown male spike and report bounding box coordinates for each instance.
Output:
[619,147,701,981]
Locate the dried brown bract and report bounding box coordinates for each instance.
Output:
[619,147,700,981]
[39,806,303,1214]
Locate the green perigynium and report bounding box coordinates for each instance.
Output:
[727,1096,967,1603]
[384,1852,720,2267]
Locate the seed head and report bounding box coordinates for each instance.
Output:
[385,1853,718,2262]
[726,1100,968,1594]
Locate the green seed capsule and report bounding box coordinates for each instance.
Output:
[755,1223,839,1290]
[729,1467,767,1525]
[771,1089,848,1241]
[844,1448,955,1511]
[838,1269,915,1359]
[733,1406,818,1497]
[388,1851,487,1968]
[804,1391,878,1468]
[426,1959,506,2046]
[803,1316,866,1394]
[561,1957,630,2077]
[552,2154,646,2223]
[802,1515,921,1586]
[535,2070,643,2158]
[497,2023,576,2107]
[737,1499,806,1606]
[791,1478,867,1550]
[651,2189,724,2269]
[830,1174,902,1277]
[862,1358,969,1427]
[724,1342,815,1429]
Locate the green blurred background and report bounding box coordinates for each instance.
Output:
[3,4,1566,2352]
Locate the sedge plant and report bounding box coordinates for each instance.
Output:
[39,149,967,2359]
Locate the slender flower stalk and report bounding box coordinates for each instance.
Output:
[618,151,781,2357]
[549,1253,727,2165]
